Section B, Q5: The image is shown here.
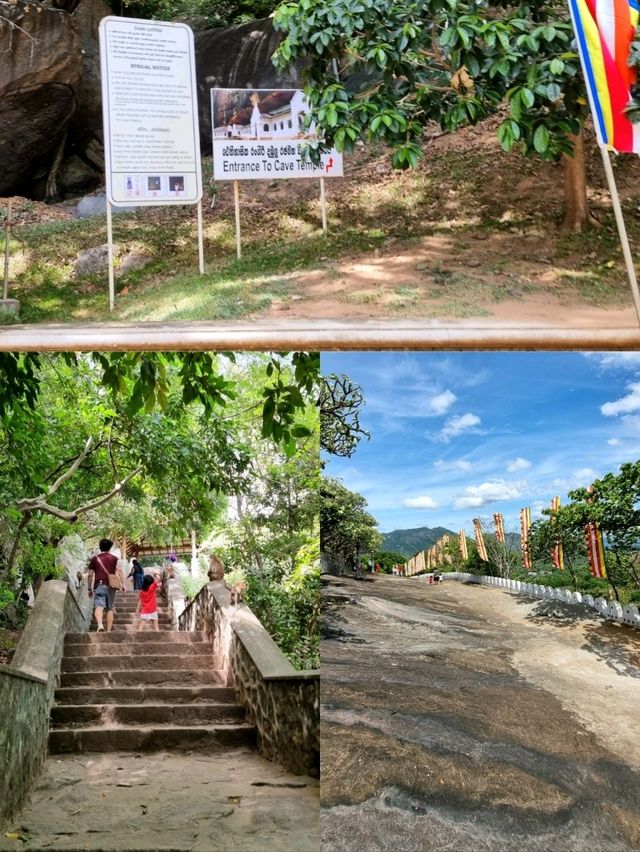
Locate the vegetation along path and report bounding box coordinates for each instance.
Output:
[321,574,640,852]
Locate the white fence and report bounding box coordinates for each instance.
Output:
[430,572,640,630]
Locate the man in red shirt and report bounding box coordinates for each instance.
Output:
[87,538,126,632]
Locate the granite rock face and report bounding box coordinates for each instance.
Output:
[0,3,80,196]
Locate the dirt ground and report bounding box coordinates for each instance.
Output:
[0,748,319,851]
[321,574,640,852]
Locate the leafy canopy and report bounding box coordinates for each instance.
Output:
[273,0,588,166]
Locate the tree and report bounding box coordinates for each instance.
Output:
[320,476,382,571]
[370,548,406,572]
[0,352,320,585]
[568,462,640,598]
[528,506,587,589]
[273,0,603,229]
[320,372,369,460]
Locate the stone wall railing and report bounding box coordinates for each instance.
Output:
[430,571,640,629]
[178,581,319,778]
[0,579,92,824]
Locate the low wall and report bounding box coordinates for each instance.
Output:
[178,581,319,777]
[432,572,640,629]
[0,579,91,824]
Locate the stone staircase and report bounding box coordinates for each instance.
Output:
[50,590,255,753]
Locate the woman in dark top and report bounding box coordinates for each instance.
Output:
[128,558,145,591]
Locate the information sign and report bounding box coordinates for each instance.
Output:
[99,17,202,206]
[211,88,343,181]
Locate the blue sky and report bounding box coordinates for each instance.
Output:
[322,352,640,534]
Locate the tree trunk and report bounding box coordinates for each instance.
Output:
[562,129,591,232]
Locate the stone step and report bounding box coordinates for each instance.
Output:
[54,685,236,705]
[49,724,256,754]
[88,617,174,629]
[65,631,203,644]
[60,669,224,688]
[62,654,211,673]
[88,624,175,633]
[51,702,246,727]
[62,642,206,658]
[102,603,169,611]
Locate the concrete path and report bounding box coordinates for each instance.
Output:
[321,575,640,852]
[0,748,319,851]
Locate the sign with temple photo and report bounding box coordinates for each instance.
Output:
[211,88,343,181]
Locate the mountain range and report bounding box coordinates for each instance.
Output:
[381,526,521,557]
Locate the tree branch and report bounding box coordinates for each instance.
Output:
[47,436,94,496]
[15,466,142,522]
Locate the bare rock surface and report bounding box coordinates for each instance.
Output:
[320,575,640,851]
[0,748,319,851]
[0,2,80,195]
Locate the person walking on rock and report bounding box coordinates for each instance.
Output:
[136,575,160,632]
[87,538,126,632]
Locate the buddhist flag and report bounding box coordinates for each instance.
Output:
[520,507,532,570]
[585,521,608,578]
[493,512,506,544]
[472,518,488,561]
[567,0,640,152]
[550,496,564,570]
[459,530,468,560]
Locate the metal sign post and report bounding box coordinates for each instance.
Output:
[106,200,115,313]
[320,177,328,233]
[233,181,242,259]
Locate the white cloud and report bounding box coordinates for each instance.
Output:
[452,480,524,510]
[507,457,531,472]
[552,467,598,491]
[433,459,472,471]
[607,438,621,446]
[435,412,481,443]
[585,352,640,370]
[402,495,440,510]
[428,390,457,415]
[601,382,640,417]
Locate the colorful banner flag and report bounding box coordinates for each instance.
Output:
[567,0,640,152]
[585,521,608,578]
[472,518,488,561]
[520,507,532,570]
[493,512,506,544]
[550,496,564,570]
[459,530,468,561]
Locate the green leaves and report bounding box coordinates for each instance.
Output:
[533,123,551,154]
[273,0,587,173]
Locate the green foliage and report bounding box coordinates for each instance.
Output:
[320,476,382,570]
[244,542,320,670]
[370,549,405,573]
[320,373,370,461]
[182,574,208,600]
[112,0,274,29]
[273,0,587,168]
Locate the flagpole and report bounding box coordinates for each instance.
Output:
[600,146,640,325]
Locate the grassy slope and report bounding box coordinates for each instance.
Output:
[2,122,640,324]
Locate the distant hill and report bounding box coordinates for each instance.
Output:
[381,526,456,558]
[381,526,522,557]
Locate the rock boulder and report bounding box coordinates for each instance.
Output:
[0,2,81,196]
[195,18,299,147]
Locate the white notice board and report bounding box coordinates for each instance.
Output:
[99,16,202,206]
[211,88,343,181]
